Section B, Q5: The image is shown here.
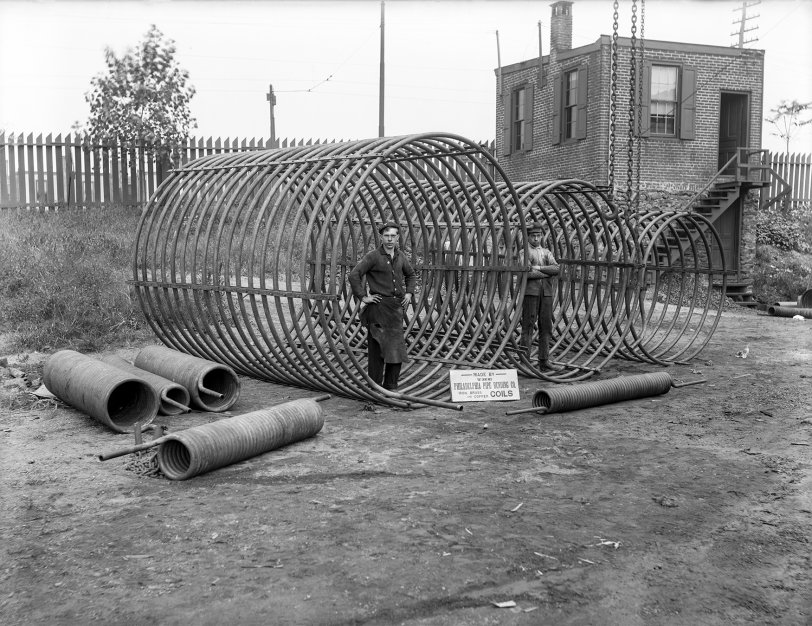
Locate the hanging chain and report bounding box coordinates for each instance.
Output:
[635,0,645,211]
[626,0,638,211]
[608,0,619,199]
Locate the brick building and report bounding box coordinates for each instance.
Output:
[496,0,768,297]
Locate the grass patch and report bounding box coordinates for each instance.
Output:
[0,207,153,353]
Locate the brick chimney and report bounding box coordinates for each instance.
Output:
[550,1,573,52]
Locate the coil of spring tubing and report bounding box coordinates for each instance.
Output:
[133,133,726,408]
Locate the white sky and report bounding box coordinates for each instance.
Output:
[1,0,811,153]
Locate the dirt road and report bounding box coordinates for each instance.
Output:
[1,307,811,625]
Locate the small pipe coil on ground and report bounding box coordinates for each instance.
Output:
[43,350,159,432]
[156,397,325,480]
[134,346,240,412]
[99,354,191,415]
[529,371,674,414]
[768,305,812,319]
[133,133,725,406]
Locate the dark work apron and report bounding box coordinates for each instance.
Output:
[361,296,409,364]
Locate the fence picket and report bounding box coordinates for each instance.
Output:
[1,132,498,209]
[0,132,8,206]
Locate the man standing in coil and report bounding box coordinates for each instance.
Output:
[520,221,560,372]
[349,222,416,392]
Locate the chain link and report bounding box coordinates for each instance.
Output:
[627,0,638,211]
[635,0,645,211]
[608,0,619,199]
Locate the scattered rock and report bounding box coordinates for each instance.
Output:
[652,495,679,508]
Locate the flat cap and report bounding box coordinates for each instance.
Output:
[527,221,545,234]
[378,221,401,234]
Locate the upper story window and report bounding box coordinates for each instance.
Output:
[564,69,579,140]
[512,87,527,151]
[650,65,679,136]
[502,84,534,156]
[552,65,587,145]
[640,63,696,140]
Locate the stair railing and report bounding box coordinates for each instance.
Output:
[679,152,739,212]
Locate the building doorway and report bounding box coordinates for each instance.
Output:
[718,92,749,173]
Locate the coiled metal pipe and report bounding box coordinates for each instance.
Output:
[530,371,674,413]
[768,305,812,319]
[156,398,324,480]
[133,133,724,406]
[505,372,705,415]
[134,134,526,407]
[134,346,240,412]
[43,350,159,432]
[100,354,191,415]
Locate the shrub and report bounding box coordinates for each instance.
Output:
[751,244,812,303]
[0,207,151,352]
[756,201,812,253]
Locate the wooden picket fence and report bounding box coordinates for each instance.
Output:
[0,132,497,210]
[765,151,812,208]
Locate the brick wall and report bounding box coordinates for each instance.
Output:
[496,37,765,192]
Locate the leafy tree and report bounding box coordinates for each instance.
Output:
[765,100,812,154]
[83,25,196,166]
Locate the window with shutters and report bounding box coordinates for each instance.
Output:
[650,65,678,136]
[511,87,527,151]
[640,63,696,140]
[503,84,534,156]
[564,69,579,140]
[552,65,587,145]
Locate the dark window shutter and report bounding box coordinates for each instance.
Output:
[551,77,562,145]
[576,66,588,140]
[502,91,512,156]
[523,84,535,151]
[640,64,651,138]
[679,67,696,140]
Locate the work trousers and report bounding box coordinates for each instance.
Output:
[521,294,553,364]
[367,336,402,390]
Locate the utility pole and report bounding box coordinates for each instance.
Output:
[266,84,277,147]
[731,0,760,48]
[537,21,544,87]
[495,30,502,98]
[378,0,385,138]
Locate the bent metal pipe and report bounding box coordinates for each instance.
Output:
[132,133,725,406]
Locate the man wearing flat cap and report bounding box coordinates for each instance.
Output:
[348,221,416,391]
[520,221,560,372]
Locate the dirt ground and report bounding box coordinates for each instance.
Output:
[1,306,811,625]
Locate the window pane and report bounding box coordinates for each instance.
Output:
[650,65,678,136]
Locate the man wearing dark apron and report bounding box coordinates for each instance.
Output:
[348,222,416,391]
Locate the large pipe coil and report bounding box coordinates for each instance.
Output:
[100,354,191,415]
[156,398,325,480]
[133,133,725,406]
[43,350,159,432]
[134,346,240,412]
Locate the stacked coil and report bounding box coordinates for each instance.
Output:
[134,133,725,405]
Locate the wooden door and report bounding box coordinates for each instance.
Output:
[718,93,748,173]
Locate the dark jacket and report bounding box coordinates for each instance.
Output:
[348,245,417,300]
